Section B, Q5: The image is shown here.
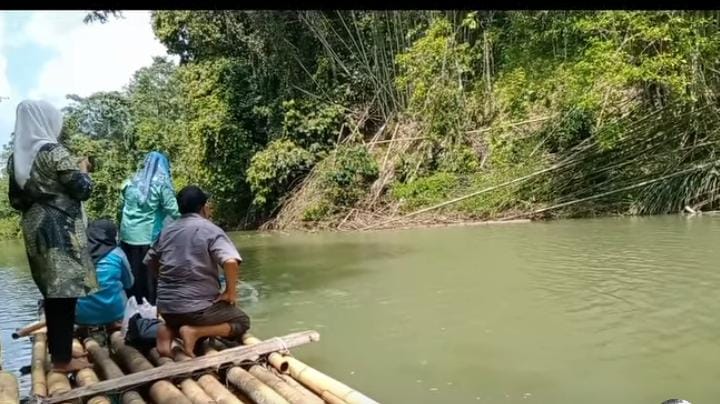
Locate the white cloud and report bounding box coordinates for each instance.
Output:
[25,11,168,107]
[0,11,169,147]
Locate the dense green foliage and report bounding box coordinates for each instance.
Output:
[5,11,720,237]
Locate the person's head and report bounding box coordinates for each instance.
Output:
[12,100,63,189]
[14,100,63,144]
[87,219,118,264]
[139,151,171,178]
[177,185,213,218]
[88,219,118,243]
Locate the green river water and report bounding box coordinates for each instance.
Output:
[2,215,720,403]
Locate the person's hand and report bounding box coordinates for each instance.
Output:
[214,290,237,306]
[78,157,92,173]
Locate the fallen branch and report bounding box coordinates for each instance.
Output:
[465,116,554,134]
[362,157,582,230]
[500,163,714,221]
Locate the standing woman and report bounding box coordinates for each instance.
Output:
[119,151,180,305]
[6,100,97,372]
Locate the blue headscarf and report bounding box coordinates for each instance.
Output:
[132,151,172,205]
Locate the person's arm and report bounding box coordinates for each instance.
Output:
[118,250,135,290]
[215,259,239,305]
[55,147,93,201]
[160,183,181,219]
[6,155,31,212]
[143,243,161,280]
[209,230,243,305]
[117,183,127,227]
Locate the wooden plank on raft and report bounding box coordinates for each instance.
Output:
[41,330,320,404]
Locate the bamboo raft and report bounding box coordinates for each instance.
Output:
[10,321,378,404]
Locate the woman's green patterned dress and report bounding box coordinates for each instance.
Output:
[7,144,98,298]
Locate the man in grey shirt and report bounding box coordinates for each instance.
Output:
[144,185,250,357]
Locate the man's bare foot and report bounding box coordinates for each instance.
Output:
[156,325,173,358]
[52,358,92,373]
[179,326,199,358]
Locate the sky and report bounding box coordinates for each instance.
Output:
[0,10,170,148]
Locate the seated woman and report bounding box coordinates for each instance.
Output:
[75,219,134,328]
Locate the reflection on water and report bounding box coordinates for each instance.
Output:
[0,242,41,394]
[2,215,720,402]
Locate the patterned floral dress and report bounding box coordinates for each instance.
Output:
[7,143,98,298]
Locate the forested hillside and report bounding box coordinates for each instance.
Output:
[3,11,720,237]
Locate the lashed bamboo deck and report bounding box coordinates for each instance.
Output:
[9,321,377,404]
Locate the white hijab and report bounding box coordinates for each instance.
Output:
[12,100,64,189]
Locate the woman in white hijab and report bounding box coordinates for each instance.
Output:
[6,100,98,372]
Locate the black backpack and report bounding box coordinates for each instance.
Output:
[125,313,162,352]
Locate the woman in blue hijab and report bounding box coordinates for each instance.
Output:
[119,151,180,304]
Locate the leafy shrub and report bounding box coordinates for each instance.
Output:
[247,139,315,208]
[320,145,378,207]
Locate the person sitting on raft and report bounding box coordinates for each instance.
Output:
[75,219,134,330]
[145,185,250,357]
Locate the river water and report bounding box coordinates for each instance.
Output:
[2,215,719,403]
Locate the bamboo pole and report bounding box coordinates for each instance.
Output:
[242,334,368,403]
[46,371,71,397]
[226,367,290,404]
[31,333,47,397]
[150,346,231,404]
[197,375,244,404]
[75,368,112,404]
[109,333,191,404]
[12,320,46,339]
[196,342,249,404]
[242,334,288,372]
[0,372,19,404]
[200,342,285,404]
[148,348,173,366]
[361,154,584,230]
[277,373,325,404]
[501,163,715,221]
[178,378,215,404]
[285,356,376,404]
[249,365,322,404]
[72,339,86,358]
[83,338,146,404]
